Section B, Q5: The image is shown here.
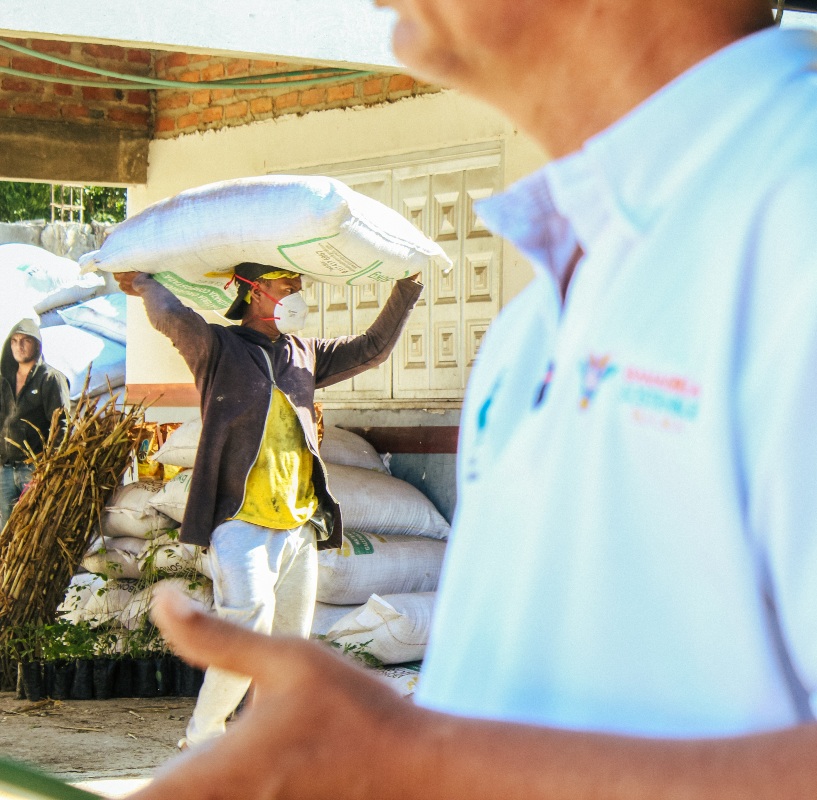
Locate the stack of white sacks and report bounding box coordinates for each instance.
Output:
[308,426,448,696]
[58,475,216,646]
[0,243,127,404]
[62,422,449,697]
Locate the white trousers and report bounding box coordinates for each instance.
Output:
[185,519,318,746]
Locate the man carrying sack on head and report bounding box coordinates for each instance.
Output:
[0,319,70,529]
[116,264,422,748]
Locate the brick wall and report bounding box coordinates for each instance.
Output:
[152,53,439,139]
[0,38,152,133]
[1,38,439,142]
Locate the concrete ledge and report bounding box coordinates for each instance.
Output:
[0,118,149,184]
[346,426,459,455]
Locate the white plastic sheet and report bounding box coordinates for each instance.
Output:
[0,242,104,319]
[58,292,127,344]
[40,325,125,399]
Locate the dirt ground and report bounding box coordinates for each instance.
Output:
[0,692,195,789]
[0,666,416,798]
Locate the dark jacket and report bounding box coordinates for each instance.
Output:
[0,319,71,465]
[134,273,423,549]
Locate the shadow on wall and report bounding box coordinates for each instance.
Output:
[389,453,457,524]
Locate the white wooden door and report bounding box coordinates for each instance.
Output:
[307,149,502,403]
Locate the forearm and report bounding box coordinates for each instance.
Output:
[337,276,422,361]
[131,273,215,377]
[132,589,817,800]
[315,276,423,386]
[388,711,817,800]
[366,276,424,359]
[133,273,200,339]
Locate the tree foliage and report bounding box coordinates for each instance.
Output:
[0,181,126,224]
[83,185,127,223]
[0,181,50,222]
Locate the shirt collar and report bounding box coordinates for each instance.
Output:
[477,27,817,279]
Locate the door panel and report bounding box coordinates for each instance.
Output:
[310,151,502,403]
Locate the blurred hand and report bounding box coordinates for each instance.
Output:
[114,271,144,296]
[130,586,424,800]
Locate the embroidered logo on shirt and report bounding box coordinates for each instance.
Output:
[476,386,496,433]
[30,389,38,394]
[466,377,503,483]
[621,367,700,429]
[579,354,617,409]
[533,362,555,408]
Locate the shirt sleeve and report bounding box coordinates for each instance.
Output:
[133,273,220,388]
[312,277,423,389]
[738,168,817,714]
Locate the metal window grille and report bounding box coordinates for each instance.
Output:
[50,185,84,223]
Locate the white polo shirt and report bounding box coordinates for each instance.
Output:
[417,27,817,737]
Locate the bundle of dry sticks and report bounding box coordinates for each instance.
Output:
[0,388,145,636]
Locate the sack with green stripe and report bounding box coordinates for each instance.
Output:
[317,529,446,605]
[79,175,451,311]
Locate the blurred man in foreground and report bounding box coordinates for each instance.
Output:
[134,1,817,797]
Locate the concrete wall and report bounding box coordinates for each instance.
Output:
[0,220,110,260]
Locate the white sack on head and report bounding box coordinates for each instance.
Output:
[0,242,104,314]
[324,592,436,665]
[147,469,193,524]
[320,426,389,474]
[82,535,145,580]
[58,292,127,344]
[119,576,214,631]
[325,463,450,539]
[101,480,177,539]
[318,530,445,605]
[40,325,125,399]
[79,175,452,310]
[153,419,202,469]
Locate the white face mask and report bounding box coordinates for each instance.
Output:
[274,292,309,333]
